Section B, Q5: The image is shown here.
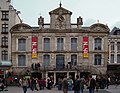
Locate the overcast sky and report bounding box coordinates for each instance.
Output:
[12,0,120,30]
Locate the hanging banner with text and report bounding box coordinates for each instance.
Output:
[32,37,38,58]
[83,37,88,58]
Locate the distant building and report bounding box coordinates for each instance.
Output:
[10,3,109,83]
[0,0,21,77]
[108,27,120,77]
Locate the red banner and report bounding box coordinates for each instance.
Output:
[83,37,88,58]
[32,37,38,58]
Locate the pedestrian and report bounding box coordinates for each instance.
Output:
[22,77,28,93]
[62,75,68,93]
[73,75,80,93]
[68,77,73,91]
[80,76,86,93]
[88,75,96,93]
[58,78,62,90]
[47,77,52,90]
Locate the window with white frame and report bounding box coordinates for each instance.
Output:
[71,54,77,65]
[94,38,102,50]
[110,54,114,63]
[2,23,8,32]
[57,38,64,51]
[43,54,50,66]
[44,38,50,51]
[18,55,26,66]
[18,38,26,51]
[1,50,8,61]
[94,54,101,65]
[117,54,120,63]
[1,36,8,46]
[111,42,114,51]
[71,38,77,51]
[117,42,120,51]
[2,11,9,20]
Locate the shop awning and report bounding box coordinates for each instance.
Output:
[0,61,12,67]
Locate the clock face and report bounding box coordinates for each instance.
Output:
[57,15,64,22]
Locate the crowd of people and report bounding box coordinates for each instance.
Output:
[57,74,115,93]
[0,74,120,93]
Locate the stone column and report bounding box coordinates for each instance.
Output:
[54,72,56,85]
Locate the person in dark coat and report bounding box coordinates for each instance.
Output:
[62,75,68,93]
[73,75,80,93]
[88,75,96,93]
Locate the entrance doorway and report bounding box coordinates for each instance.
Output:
[56,72,67,84]
[80,72,90,79]
[69,72,75,80]
[31,72,42,79]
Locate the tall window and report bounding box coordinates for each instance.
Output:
[2,11,9,20]
[44,38,50,51]
[18,55,26,66]
[56,54,65,69]
[117,42,120,51]
[71,54,77,65]
[110,54,114,63]
[1,36,8,46]
[94,38,102,50]
[57,38,64,51]
[18,38,26,51]
[111,42,114,51]
[117,54,120,63]
[43,54,50,66]
[1,50,8,61]
[2,23,8,32]
[94,54,101,65]
[71,38,77,51]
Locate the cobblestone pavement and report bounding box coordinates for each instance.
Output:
[1,85,120,93]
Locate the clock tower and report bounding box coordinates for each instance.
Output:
[49,3,72,29]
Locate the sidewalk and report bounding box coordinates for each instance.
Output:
[105,85,120,93]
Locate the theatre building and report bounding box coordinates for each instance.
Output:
[10,4,109,83]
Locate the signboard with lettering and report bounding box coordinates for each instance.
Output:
[83,37,88,58]
[32,37,38,58]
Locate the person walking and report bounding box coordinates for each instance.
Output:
[88,75,96,93]
[22,77,28,93]
[73,75,80,93]
[62,75,68,93]
[80,76,85,93]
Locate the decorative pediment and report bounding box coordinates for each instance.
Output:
[49,5,72,15]
[10,23,32,31]
[90,23,110,32]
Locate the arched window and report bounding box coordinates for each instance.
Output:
[56,54,65,69]
[71,54,77,65]
[43,54,50,67]
[94,54,101,65]
[94,38,102,50]
[18,38,26,51]
[44,38,50,51]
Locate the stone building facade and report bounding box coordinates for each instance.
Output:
[10,4,109,83]
[0,0,21,77]
[108,27,120,76]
